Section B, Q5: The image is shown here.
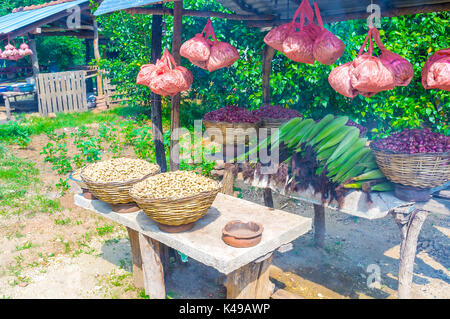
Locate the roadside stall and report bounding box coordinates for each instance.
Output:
[85,0,450,299]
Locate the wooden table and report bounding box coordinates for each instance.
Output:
[0,91,36,120]
[74,192,312,299]
[248,174,450,299]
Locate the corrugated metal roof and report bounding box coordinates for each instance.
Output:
[0,0,89,36]
[94,0,172,16]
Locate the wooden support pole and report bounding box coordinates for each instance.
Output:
[392,208,429,299]
[225,254,274,299]
[92,18,104,100]
[170,0,183,171]
[28,35,40,77]
[313,204,326,248]
[262,45,275,105]
[151,7,168,173]
[126,228,144,290]
[138,233,166,299]
[261,44,275,208]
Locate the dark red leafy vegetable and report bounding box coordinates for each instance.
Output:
[372,128,450,154]
[203,105,260,123]
[252,104,303,120]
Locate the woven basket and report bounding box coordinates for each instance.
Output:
[130,186,221,226]
[203,120,260,145]
[370,144,450,189]
[259,117,290,129]
[80,166,161,204]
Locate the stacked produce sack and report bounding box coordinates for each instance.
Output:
[264,0,344,65]
[329,28,413,98]
[180,18,240,72]
[422,48,450,91]
[136,49,193,97]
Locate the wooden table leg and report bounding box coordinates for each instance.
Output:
[391,208,429,299]
[225,254,274,299]
[263,188,274,208]
[126,227,144,290]
[313,204,326,248]
[138,233,166,299]
[4,96,11,121]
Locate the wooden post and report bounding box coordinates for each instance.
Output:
[313,204,326,248]
[28,35,40,77]
[392,208,429,299]
[84,39,94,93]
[170,0,183,171]
[93,18,104,100]
[126,228,144,290]
[262,45,275,105]
[225,254,274,299]
[138,233,166,299]
[151,6,168,173]
[261,45,275,208]
[3,95,11,121]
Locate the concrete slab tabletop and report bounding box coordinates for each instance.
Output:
[74,193,312,275]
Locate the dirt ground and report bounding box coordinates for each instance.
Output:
[0,129,449,299]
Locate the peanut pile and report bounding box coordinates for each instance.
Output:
[130,170,219,200]
[82,158,159,183]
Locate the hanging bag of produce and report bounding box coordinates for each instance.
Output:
[371,28,413,87]
[422,48,450,91]
[136,64,158,87]
[180,19,212,62]
[328,61,358,98]
[312,2,345,65]
[351,28,395,93]
[150,49,193,97]
[282,0,318,64]
[205,19,240,72]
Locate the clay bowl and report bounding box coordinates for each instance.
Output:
[222,220,263,248]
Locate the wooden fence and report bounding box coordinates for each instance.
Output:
[36,71,88,116]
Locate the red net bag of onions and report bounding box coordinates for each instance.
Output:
[204,19,240,72]
[136,64,158,87]
[180,21,211,63]
[312,2,345,65]
[328,61,358,98]
[371,28,413,87]
[149,49,193,97]
[351,28,395,93]
[282,0,319,64]
[422,48,450,91]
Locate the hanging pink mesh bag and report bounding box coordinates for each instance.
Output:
[422,48,450,91]
[351,29,395,93]
[136,64,158,87]
[282,0,318,64]
[150,49,193,97]
[312,2,345,65]
[180,20,211,62]
[205,19,240,72]
[371,28,414,87]
[328,61,358,98]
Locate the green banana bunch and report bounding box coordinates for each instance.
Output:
[248,114,392,193]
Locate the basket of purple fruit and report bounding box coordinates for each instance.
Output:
[370,128,450,190]
[253,104,303,129]
[203,105,260,145]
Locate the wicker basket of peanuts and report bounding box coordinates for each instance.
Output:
[80,158,160,204]
[130,170,221,227]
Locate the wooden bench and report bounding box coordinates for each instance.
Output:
[74,192,312,299]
